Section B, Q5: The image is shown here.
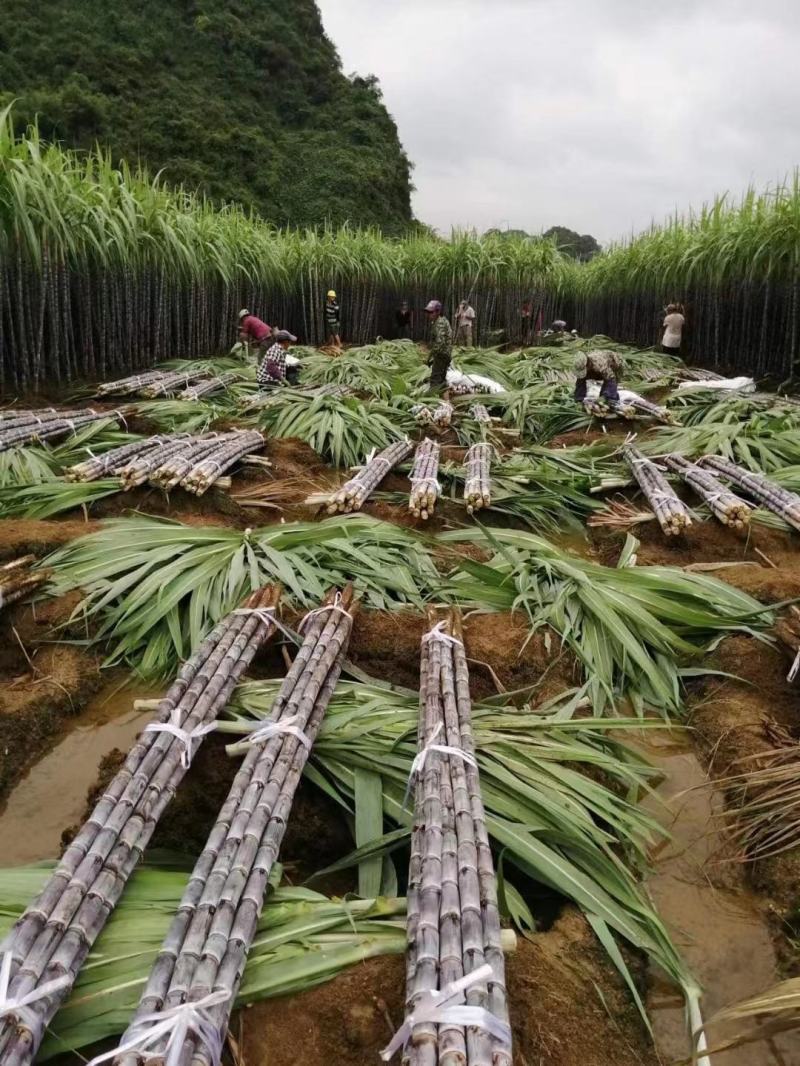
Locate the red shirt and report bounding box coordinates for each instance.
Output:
[241,315,271,343]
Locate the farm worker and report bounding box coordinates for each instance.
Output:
[395,300,413,339]
[455,299,476,347]
[325,290,341,348]
[662,303,685,355]
[552,318,567,333]
[238,309,272,354]
[256,329,299,388]
[574,349,622,404]
[425,299,453,394]
[520,300,532,344]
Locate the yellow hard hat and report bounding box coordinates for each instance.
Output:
[327,290,336,298]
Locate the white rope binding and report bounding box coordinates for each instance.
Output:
[380,965,511,1062]
[144,712,217,769]
[0,951,71,1028]
[243,713,311,750]
[86,989,229,1066]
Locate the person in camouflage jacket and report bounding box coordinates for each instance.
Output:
[425,299,453,393]
[574,348,622,403]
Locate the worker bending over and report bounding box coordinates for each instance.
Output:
[574,349,622,404]
[238,309,272,354]
[257,330,299,388]
[425,299,453,394]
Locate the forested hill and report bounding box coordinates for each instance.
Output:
[0,0,413,231]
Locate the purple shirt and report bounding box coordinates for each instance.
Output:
[241,315,271,343]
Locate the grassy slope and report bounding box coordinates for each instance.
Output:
[0,0,413,230]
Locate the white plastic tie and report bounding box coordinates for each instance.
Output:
[144,715,217,769]
[422,620,464,648]
[410,476,441,497]
[86,989,229,1066]
[380,965,510,1061]
[403,722,478,806]
[244,714,311,751]
[298,593,352,633]
[0,951,71,1027]
[788,647,800,684]
[232,606,297,645]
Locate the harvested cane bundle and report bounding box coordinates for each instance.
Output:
[464,443,492,514]
[0,408,80,433]
[106,589,355,1066]
[326,439,413,514]
[618,391,677,425]
[469,404,491,424]
[699,455,800,531]
[141,371,208,399]
[0,556,48,611]
[624,444,692,536]
[177,372,239,401]
[390,615,511,1065]
[65,435,182,482]
[412,402,452,429]
[96,371,169,397]
[148,434,234,490]
[409,438,441,520]
[118,437,198,490]
[0,586,283,1066]
[180,431,266,495]
[664,454,751,529]
[0,410,125,454]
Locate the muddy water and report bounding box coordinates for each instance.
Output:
[0,682,160,865]
[640,731,800,1065]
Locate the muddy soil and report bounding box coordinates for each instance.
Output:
[238,909,654,1066]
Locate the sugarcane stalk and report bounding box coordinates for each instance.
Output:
[624,444,692,536]
[664,454,751,529]
[464,443,492,514]
[149,435,232,490]
[177,372,239,401]
[180,431,265,495]
[96,371,168,397]
[0,588,283,1066]
[468,404,491,424]
[66,435,181,482]
[700,454,800,531]
[326,439,413,514]
[0,409,126,454]
[409,438,441,520]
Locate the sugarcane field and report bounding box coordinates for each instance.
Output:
[3,7,800,1066]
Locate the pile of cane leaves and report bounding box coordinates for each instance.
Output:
[46,515,441,677]
[221,679,697,1024]
[0,862,404,1060]
[438,529,773,715]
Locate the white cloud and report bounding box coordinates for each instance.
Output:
[316,0,800,243]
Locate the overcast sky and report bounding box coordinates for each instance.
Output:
[316,0,800,244]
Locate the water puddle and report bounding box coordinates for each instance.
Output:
[0,681,161,865]
[638,730,800,1065]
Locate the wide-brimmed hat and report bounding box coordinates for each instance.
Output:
[274,329,297,343]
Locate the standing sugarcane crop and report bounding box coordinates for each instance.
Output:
[0,587,283,1066]
[623,444,692,536]
[326,439,413,514]
[699,455,800,531]
[409,439,441,520]
[0,556,49,611]
[464,443,492,514]
[105,589,355,1066]
[664,454,751,529]
[387,614,511,1065]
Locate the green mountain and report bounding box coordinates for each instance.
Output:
[0,0,413,231]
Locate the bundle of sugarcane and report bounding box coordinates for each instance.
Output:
[619,393,677,425]
[177,372,240,401]
[0,556,48,611]
[409,438,441,520]
[469,403,491,424]
[680,368,725,382]
[0,585,283,1066]
[430,402,454,429]
[699,455,800,531]
[117,437,199,489]
[0,408,63,428]
[65,435,184,482]
[140,371,209,399]
[106,588,354,1066]
[326,439,413,514]
[624,444,692,535]
[393,614,511,1066]
[0,409,126,454]
[464,442,492,514]
[148,434,234,490]
[180,430,266,495]
[664,454,751,529]
[96,371,169,397]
